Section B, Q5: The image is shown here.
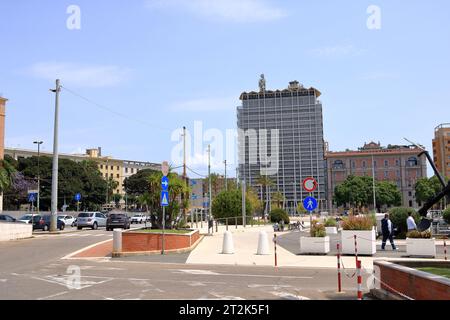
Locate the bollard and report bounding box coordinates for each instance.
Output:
[273,234,278,267]
[354,235,358,266]
[444,238,448,261]
[113,229,123,255]
[356,260,362,300]
[222,231,234,254]
[337,243,342,293]
[257,231,270,255]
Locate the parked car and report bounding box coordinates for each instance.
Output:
[0,214,17,222]
[131,214,146,224]
[76,212,107,230]
[32,215,65,231]
[58,215,76,227]
[106,213,130,231]
[18,214,34,224]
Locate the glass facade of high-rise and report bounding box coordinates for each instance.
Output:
[237,81,326,213]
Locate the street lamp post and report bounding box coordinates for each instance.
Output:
[50,79,61,232]
[371,154,377,213]
[33,141,43,213]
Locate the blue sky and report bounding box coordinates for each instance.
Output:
[1,0,449,177]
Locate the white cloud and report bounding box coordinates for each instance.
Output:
[310,45,365,57]
[27,62,132,88]
[169,96,238,112]
[146,0,287,23]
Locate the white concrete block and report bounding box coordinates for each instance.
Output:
[222,231,234,254]
[256,231,270,255]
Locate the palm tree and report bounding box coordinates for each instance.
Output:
[271,191,285,209]
[148,170,191,229]
[257,175,274,217]
[106,176,119,203]
[0,159,16,192]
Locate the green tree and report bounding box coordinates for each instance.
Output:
[334,175,372,210]
[123,169,158,196]
[376,181,402,209]
[0,158,16,192]
[415,176,449,209]
[112,193,122,207]
[211,188,253,223]
[106,176,119,202]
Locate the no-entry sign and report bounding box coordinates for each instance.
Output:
[303,177,317,192]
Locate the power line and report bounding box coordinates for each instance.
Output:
[61,86,175,133]
[186,166,208,178]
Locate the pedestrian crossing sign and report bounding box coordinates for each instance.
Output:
[161,191,169,207]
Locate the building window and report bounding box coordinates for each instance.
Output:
[117,174,120,178]
[125,168,128,173]
[110,173,113,178]
[333,160,344,169]
[111,166,114,170]
[117,166,120,170]
[395,159,400,166]
[100,164,103,169]
[407,157,418,167]
[362,161,366,168]
[396,170,400,178]
[384,171,388,178]
[384,160,388,167]
[373,161,377,168]
[352,161,355,168]
[408,191,412,197]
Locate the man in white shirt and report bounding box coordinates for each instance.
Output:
[407,212,417,232]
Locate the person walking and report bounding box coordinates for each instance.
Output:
[406,212,418,232]
[381,213,397,250]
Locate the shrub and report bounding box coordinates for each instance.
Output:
[341,215,374,231]
[407,230,432,239]
[269,208,290,224]
[443,207,450,225]
[311,221,326,237]
[324,217,337,227]
[389,207,420,238]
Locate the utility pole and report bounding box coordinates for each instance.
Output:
[224,160,227,191]
[50,79,61,232]
[208,145,212,234]
[33,141,43,213]
[182,126,187,223]
[242,179,246,227]
[371,154,377,213]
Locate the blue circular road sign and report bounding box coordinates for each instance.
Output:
[74,193,81,202]
[303,197,318,212]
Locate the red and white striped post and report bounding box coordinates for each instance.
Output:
[354,235,358,266]
[444,238,448,261]
[274,234,278,267]
[356,260,363,300]
[337,243,342,293]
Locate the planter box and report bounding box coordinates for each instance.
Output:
[325,227,338,235]
[300,236,330,254]
[406,238,436,258]
[341,229,376,255]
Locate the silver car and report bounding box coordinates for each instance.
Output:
[76,212,107,230]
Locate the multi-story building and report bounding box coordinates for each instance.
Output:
[237,77,326,213]
[5,147,160,196]
[432,123,450,179]
[325,142,427,210]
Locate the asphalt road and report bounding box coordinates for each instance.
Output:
[0,229,369,300]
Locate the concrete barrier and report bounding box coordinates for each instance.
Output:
[256,231,270,255]
[0,222,32,241]
[222,231,234,254]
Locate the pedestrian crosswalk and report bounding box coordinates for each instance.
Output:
[34,232,113,238]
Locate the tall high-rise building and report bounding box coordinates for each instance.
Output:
[432,123,450,179]
[0,96,9,212]
[237,77,326,213]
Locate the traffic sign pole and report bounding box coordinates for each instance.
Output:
[162,206,165,255]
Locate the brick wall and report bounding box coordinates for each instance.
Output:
[122,230,200,253]
[376,261,450,300]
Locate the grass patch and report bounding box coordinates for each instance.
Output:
[135,229,191,234]
[418,267,450,279]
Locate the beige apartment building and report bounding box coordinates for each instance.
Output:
[5,147,160,196]
[432,123,450,179]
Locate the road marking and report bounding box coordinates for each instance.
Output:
[170,269,312,280]
[248,284,292,289]
[270,291,310,300]
[38,291,69,300]
[61,239,112,260]
[0,279,7,283]
[207,291,245,300]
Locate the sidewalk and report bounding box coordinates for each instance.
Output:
[186,225,441,270]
